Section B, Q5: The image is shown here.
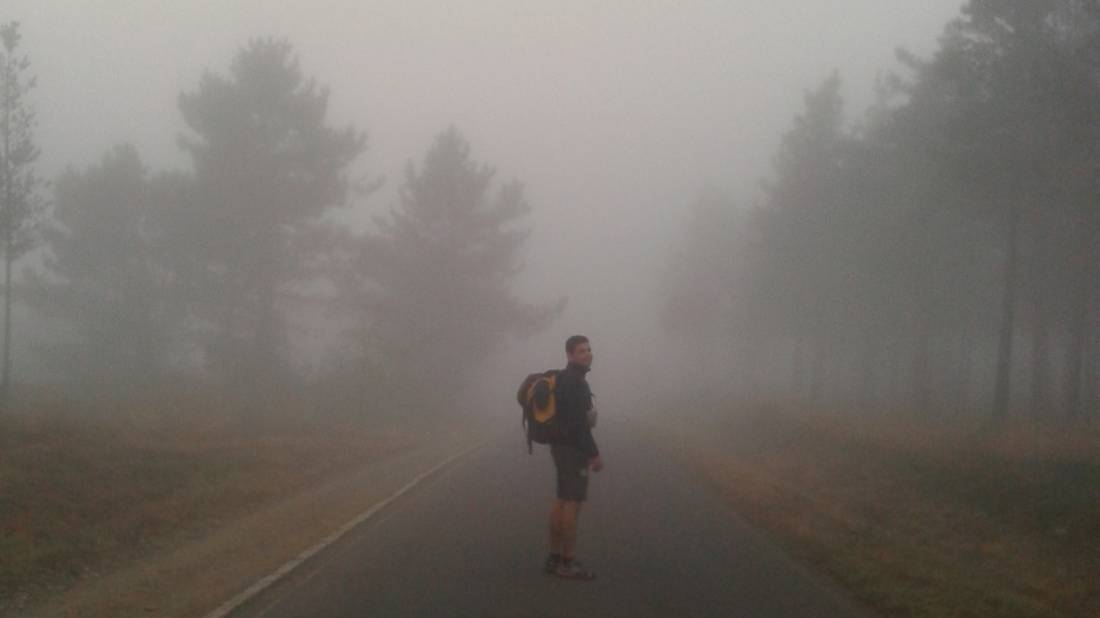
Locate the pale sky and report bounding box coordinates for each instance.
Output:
[5,0,965,389]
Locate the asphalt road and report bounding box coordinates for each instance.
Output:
[230,421,866,617]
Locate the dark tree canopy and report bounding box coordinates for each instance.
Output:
[0,21,44,407]
[661,0,1100,419]
[350,127,562,408]
[0,21,42,260]
[28,145,184,386]
[175,37,366,381]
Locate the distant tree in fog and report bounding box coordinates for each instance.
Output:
[347,128,562,411]
[26,145,185,387]
[658,0,1100,421]
[0,21,44,409]
[660,188,757,393]
[660,188,740,340]
[907,0,1100,419]
[757,72,853,403]
[847,57,1000,414]
[175,37,366,385]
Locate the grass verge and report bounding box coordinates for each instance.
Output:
[655,404,1100,617]
[0,383,452,616]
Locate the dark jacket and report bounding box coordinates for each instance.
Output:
[553,361,599,458]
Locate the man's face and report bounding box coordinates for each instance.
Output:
[568,342,593,368]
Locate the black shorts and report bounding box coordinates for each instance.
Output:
[551,443,590,502]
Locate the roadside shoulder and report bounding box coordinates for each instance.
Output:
[25,427,484,618]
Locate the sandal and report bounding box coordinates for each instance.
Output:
[553,560,596,580]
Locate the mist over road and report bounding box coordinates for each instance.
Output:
[229,423,863,617]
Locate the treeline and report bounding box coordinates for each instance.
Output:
[1,27,559,413]
[664,1,1100,421]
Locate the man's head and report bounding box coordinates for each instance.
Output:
[566,335,593,369]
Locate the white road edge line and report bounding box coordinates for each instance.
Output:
[203,441,485,618]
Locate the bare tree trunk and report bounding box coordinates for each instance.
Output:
[792,332,805,399]
[956,322,973,416]
[254,278,278,375]
[1,230,10,411]
[912,310,931,414]
[1083,302,1099,419]
[1030,280,1050,419]
[0,84,10,414]
[861,337,877,406]
[215,283,240,382]
[1064,294,1087,419]
[1064,270,1090,419]
[889,336,902,413]
[810,332,826,405]
[1062,222,1095,419]
[737,335,760,401]
[993,199,1022,421]
[1028,215,1051,419]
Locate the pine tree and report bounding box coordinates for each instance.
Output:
[350,128,562,411]
[26,145,184,387]
[0,22,44,409]
[175,37,366,384]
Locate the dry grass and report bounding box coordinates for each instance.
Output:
[0,383,424,615]
[658,404,1100,618]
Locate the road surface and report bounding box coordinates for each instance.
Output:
[230,421,866,617]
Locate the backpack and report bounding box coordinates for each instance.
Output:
[517,370,559,453]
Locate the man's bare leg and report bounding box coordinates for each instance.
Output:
[552,499,594,578]
[549,500,564,554]
[548,499,581,555]
[559,500,580,559]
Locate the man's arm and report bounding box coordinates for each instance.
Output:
[579,422,599,459]
[576,381,600,464]
[557,372,600,460]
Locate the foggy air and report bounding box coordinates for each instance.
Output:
[2,2,1097,617]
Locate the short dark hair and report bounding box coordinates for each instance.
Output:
[565,335,589,354]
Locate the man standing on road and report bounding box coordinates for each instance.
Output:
[546,335,602,580]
